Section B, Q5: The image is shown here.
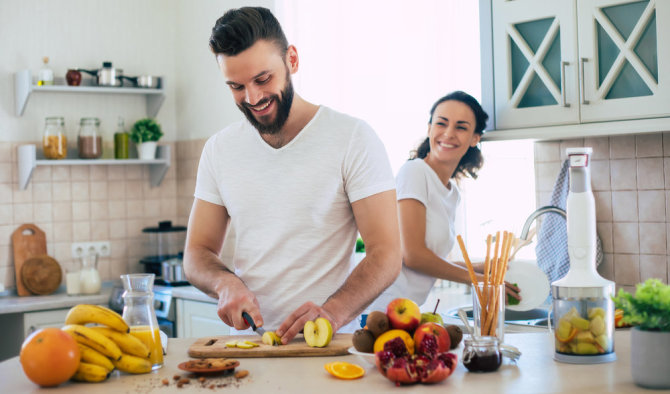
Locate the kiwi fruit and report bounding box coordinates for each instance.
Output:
[365,311,390,338]
[352,329,375,353]
[445,325,463,349]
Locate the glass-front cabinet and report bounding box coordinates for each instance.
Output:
[483,0,669,137]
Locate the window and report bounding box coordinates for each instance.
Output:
[277,0,536,263]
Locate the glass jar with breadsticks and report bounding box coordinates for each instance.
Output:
[457,231,515,343]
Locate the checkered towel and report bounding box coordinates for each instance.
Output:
[535,159,603,285]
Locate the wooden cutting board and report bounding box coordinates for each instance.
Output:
[11,224,47,296]
[188,334,353,358]
[21,255,62,295]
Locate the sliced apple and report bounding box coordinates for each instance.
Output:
[304,317,333,348]
[225,340,239,348]
[262,331,282,346]
[236,341,256,349]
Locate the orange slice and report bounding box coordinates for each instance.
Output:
[324,362,365,380]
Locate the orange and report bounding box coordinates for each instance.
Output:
[20,328,80,387]
[373,329,414,354]
[324,362,365,380]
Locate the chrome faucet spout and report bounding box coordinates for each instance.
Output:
[520,205,566,240]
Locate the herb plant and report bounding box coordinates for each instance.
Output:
[130,118,163,143]
[612,279,670,331]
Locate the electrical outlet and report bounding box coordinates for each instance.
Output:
[71,241,111,258]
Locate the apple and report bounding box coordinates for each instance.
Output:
[262,331,282,346]
[413,322,451,353]
[386,298,421,333]
[304,317,333,348]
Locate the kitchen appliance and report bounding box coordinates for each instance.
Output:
[551,147,616,364]
[139,221,187,286]
[78,62,123,87]
[119,75,162,89]
[109,281,175,338]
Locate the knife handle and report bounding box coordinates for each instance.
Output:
[242,311,256,330]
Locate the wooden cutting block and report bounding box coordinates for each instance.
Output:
[21,255,62,295]
[188,334,353,358]
[11,224,47,296]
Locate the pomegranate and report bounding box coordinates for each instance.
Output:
[375,333,456,386]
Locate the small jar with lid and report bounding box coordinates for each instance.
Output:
[78,117,102,159]
[42,116,67,159]
[462,336,502,372]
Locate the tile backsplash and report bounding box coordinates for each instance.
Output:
[3,134,669,292]
[0,139,206,290]
[534,133,670,292]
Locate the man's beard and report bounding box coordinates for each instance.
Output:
[238,74,294,135]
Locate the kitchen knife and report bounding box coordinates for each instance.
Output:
[242,311,266,336]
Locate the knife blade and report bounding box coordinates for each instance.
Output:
[242,311,266,336]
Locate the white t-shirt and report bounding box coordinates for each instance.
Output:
[194,106,395,330]
[368,159,460,311]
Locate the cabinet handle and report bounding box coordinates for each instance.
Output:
[561,61,570,108]
[580,57,589,105]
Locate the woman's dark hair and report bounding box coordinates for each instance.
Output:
[412,91,489,180]
[209,7,289,57]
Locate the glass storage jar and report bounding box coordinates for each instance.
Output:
[462,336,502,372]
[42,116,67,159]
[78,117,102,159]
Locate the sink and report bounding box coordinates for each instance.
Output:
[446,306,549,327]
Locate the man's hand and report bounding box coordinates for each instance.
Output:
[215,276,264,330]
[275,302,337,345]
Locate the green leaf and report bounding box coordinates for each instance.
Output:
[129,118,163,143]
[612,279,670,331]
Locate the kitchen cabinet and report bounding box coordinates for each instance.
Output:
[480,0,670,140]
[176,299,229,338]
[22,308,70,337]
[16,144,171,190]
[14,70,165,118]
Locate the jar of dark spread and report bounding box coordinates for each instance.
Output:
[463,336,502,372]
[78,117,102,159]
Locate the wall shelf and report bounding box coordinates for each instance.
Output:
[14,70,165,117]
[17,144,171,190]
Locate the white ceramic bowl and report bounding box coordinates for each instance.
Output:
[348,347,376,368]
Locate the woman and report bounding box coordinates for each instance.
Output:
[370,91,520,311]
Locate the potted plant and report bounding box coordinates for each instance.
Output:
[612,278,670,389]
[129,118,163,160]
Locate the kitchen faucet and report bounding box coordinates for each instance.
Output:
[519,205,566,240]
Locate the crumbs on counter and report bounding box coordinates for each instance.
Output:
[133,369,250,392]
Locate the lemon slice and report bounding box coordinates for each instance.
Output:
[324,362,365,380]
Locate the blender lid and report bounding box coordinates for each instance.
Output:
[142,220,186,233]
[552,283,615,299]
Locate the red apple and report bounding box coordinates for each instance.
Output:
[413,322,451,353]
[386,298,421,333]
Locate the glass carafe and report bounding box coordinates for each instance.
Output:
[121,274,164,370]
[79,252,101,294]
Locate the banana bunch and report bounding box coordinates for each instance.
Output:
[62,304,156,383]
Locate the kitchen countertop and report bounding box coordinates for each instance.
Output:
[0,330,648,393]
[0,285,112,314]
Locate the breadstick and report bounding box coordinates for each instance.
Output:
[456,235,483,306]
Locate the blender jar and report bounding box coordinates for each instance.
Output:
[552,285,616,363]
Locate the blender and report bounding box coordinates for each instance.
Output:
[551,147,616,364]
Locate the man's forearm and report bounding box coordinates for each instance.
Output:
[183,247,237,299]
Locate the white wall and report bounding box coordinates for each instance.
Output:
[0,0,274,143]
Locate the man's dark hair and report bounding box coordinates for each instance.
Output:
[209,7,289,57]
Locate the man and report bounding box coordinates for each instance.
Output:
[183,6,401,344]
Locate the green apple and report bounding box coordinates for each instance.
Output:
[262,331,282,346]
[304,317,333,347]
[420,312,444,326]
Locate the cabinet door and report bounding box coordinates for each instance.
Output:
[176,299,230,338]
[492,0,580,129]
[578,0,670,122]
[23,309,69,338]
